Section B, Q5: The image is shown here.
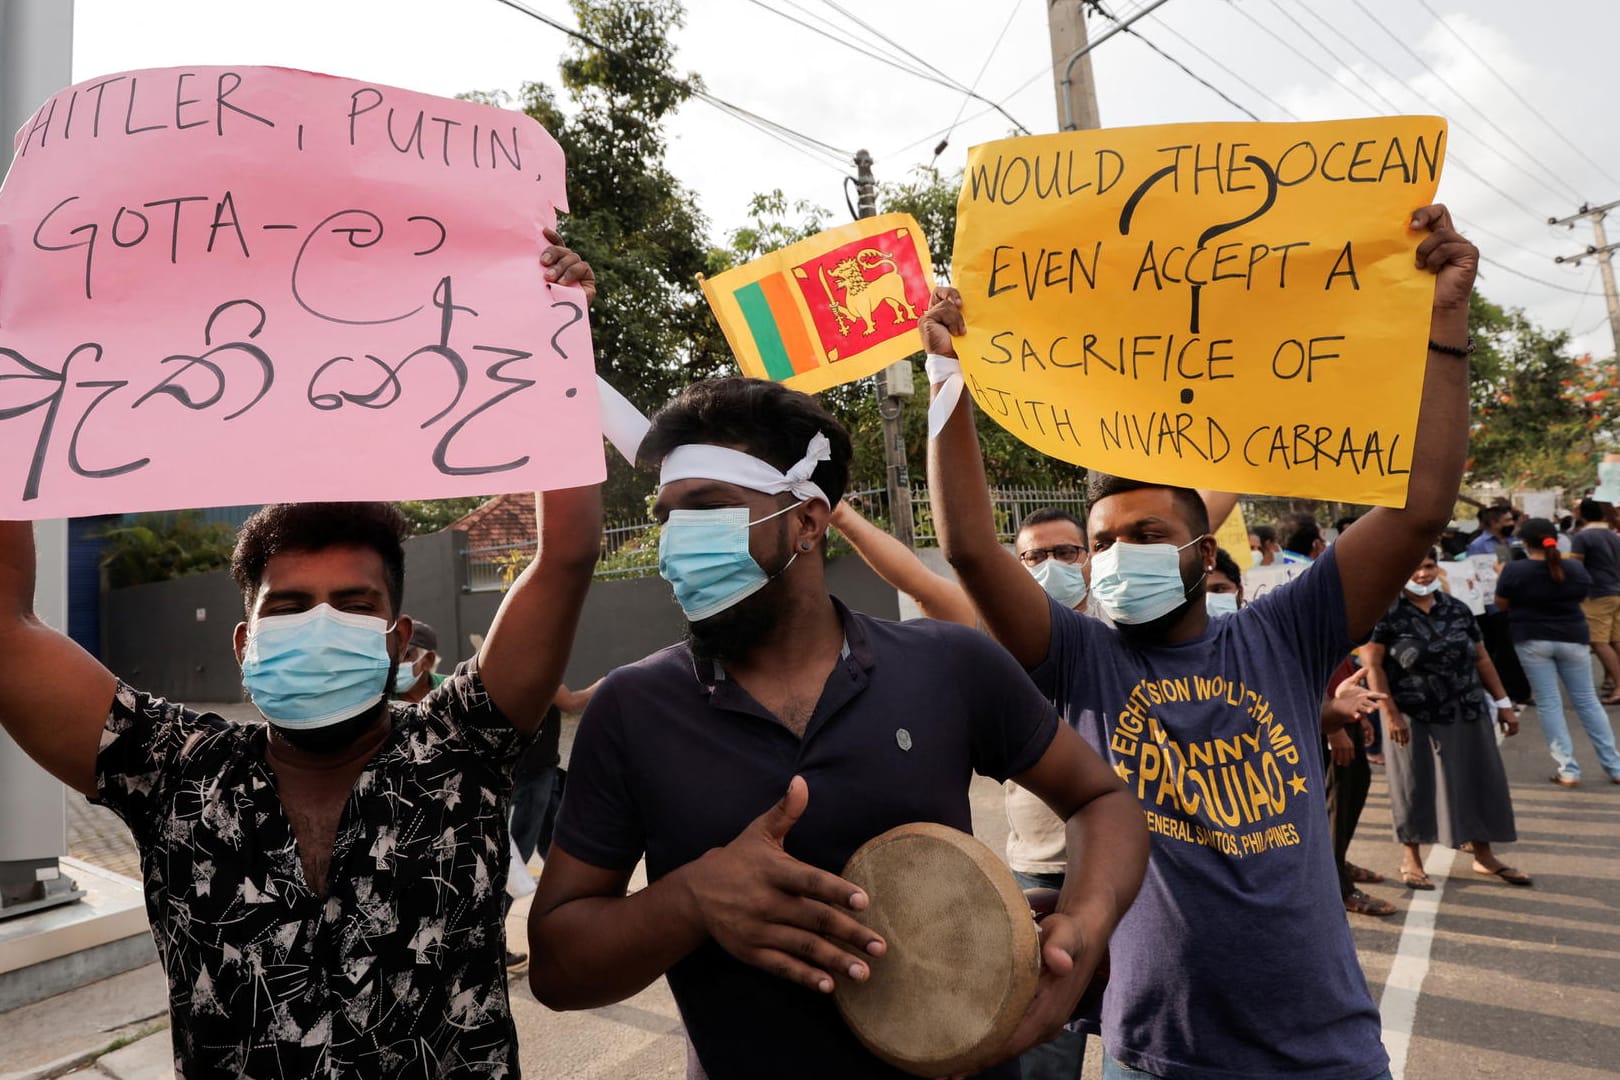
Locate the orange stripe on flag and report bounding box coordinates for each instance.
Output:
[759,273,819,375]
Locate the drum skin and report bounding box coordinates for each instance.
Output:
[834,822,1041,1077]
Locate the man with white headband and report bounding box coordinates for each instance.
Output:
[528,376,1148,1080]
[924,204,1478,1080]
[0,238,601,1077]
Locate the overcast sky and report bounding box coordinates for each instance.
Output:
[70,0,1620,361]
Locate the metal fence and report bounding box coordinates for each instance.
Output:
[461,486,1091,591]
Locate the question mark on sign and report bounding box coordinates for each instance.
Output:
[1117,154,1280,333]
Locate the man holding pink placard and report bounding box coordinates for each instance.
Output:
[0,65,605,1074]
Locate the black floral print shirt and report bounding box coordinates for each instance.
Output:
[93,663,529,1079]
[1369,592,1484,724]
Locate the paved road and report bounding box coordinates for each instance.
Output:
[63,701,1620,1079]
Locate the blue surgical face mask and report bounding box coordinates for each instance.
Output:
[393,654,422,694]
[1088,537,1206,626]
[1206,591,1240,617]
[241,603,395,729]
[659,501,801,622]
[1406,577,1442,597]
[1029,558,1089,609]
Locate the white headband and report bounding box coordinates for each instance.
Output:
[658,432,832,507]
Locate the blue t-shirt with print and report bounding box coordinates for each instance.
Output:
[1030,547,1386,1080]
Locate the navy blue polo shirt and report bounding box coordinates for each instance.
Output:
[554,599,1060,1080]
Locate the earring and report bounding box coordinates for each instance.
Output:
[799,541,813,552]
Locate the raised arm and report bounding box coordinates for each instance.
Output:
[829,500,977,626]
[1198,490,1241,533]
[922,288,1055,668]
[1332,205,1477,640]
[477,234,603,734]
[0,523,118,796]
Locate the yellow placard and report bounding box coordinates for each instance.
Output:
[953,117,1447,507]
[1214,501,1250,565]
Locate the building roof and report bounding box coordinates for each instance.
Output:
[451,494,537,551]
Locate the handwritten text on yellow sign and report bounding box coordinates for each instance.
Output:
[953,117,1447,507]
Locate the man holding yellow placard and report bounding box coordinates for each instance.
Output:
[926,193,1476,1080]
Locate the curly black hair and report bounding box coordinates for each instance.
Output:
[1213,546,1244,586]
[1084,472,1211,536]
[638,378,853,508]
[230,502,409,617]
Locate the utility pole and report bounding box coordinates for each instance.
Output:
[1552,200,1620,384]
[0,0,80,919]
[1051,0,1171,131]
[1048,1,1101,131]
[856,149,917,546]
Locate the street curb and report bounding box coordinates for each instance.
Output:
[0,1019,167,1080]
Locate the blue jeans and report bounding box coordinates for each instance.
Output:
[1102,1055,1391,1080]
[1514,638,1620,780]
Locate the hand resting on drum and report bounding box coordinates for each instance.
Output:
[527,774,886,1009]
[687,775,889,994]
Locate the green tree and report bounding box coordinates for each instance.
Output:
[1467,291,1615,493]
[466,0,735,521]
[396,497,488,535]
[97,514,236,588]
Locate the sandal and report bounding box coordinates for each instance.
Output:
[1400,869,1435,890]
[1344,889,1397,916]
[1346,863,1384,884]
[1550,774,1580,788]
[1474,864,1533,886]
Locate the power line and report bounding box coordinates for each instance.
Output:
[1224,1,1555,227]
[1142,10,1300,121]
[1283,0,1569,211]
[1414,0,1620,193]
[1114,24,1260,120]
[1478,254,1598,296]
[936,0,1027,161]
[1343,0,1585,205]
[812,0,1031,135]
[741,0,968,96]
[489,0,853,174]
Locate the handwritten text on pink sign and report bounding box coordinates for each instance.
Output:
[0,66,604,518]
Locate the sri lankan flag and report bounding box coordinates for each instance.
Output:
[699,212,935,395]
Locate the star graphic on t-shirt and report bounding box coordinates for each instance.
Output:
[1113,760,1134,783]
[1288,773,1309,795]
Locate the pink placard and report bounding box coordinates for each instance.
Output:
[0,66,605,519]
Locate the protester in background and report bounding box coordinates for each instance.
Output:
[1206,548,1245,615]
[1363,550,1529,889]
[1322,662,1394,915]
[1569,498,1620,703]
[1496,518,1620,786]
[1334,515,1361,543]
[923,201,1477,1080]
[392,619,445,702]
[1250,524,1282,566]
[1468,506,1517,560]
[1277,511,1325,562]
[1470,504,1533,705]
[529,378,1148,1080]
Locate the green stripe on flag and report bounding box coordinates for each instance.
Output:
[734,281,795,381]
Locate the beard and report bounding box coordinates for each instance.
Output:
[687,571,789,663]
[687,521,797,664]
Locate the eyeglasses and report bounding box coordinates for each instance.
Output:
[1017,544,1086,566]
